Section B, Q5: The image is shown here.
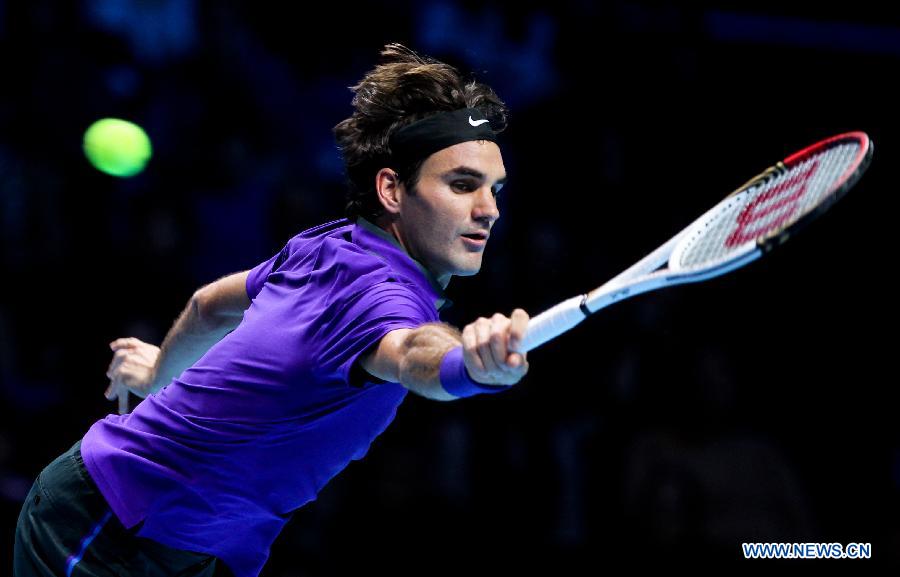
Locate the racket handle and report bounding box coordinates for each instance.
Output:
[517,295,588,354]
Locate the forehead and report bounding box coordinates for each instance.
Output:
[421,140,505,179]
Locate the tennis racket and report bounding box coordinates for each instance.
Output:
[516,131,873,354]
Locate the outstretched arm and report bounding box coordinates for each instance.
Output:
[106,270,251,410]
[359,309,530,401]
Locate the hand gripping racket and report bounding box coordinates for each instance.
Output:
[517,131,873,354]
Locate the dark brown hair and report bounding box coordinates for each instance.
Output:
[334,43,508,221]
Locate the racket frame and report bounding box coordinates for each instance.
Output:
[517,131,873,354]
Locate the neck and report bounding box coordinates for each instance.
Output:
[375,215,409,253]
[372,214,451,289]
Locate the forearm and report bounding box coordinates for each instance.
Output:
[149,294,238,393]
[363,311,529,401]
[398,322,462,401]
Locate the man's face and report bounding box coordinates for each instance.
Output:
[395,140,506,287]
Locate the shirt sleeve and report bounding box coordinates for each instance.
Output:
[317,281,438,387]
[246,245,289,300]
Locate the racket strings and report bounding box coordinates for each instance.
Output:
[725,160,821,247]
[675,142,861,269]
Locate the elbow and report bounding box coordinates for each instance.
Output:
[190,289,223,333]
[190,272,252,333]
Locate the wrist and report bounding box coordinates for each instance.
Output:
[439,346,507,398]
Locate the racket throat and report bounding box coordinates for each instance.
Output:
[579,295,592,317]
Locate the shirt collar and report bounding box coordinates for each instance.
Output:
[352,217,452,312]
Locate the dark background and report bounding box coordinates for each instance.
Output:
[1,1,897,574]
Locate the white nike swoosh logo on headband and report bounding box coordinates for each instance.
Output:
[468,116,489,127]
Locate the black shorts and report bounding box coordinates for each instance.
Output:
[14,440,223,577]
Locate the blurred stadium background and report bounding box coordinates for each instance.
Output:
[1,1,897,574]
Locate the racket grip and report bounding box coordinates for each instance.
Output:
[516,295,587,354]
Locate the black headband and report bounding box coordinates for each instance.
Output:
[389,108,498,168]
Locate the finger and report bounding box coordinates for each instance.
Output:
[136,346,160,364]
[489,314,512,371]
[461,324,485,373]
[475,319,500,374]
[505,347,530,370]
[110,337,139,351]
[508,308,529,353]
[106,349,131,378]
[105,375,125,400]
[108,348,129,368]
[104,382,117,400]
[116,361,145,390]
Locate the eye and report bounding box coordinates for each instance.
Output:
[452,180,476,192]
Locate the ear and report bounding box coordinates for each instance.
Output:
[375,168,403,215]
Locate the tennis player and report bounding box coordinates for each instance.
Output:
[14,44,528,577]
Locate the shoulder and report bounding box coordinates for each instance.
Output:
[282,218,354,256]
[271,220,438,318]
[339,280,437,327]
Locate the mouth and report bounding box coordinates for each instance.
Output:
[461,231,489,248]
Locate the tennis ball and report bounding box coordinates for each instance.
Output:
[83,118,153,177]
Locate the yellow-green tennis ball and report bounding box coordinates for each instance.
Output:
[83,118,152,177]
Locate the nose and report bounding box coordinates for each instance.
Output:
[472,186,500,225]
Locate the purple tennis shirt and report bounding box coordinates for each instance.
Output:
[80,217,448,577]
